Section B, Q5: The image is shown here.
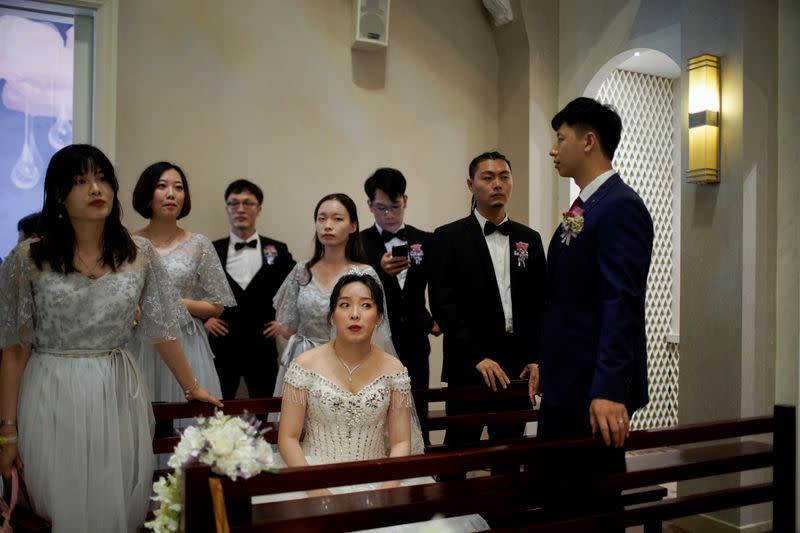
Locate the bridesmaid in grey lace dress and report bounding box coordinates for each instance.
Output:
[129,162,234,403]
[268,274,488,531]
[271,193,397,397]
[0,145,222,533]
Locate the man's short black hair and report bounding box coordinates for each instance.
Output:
[17,211,41,237]
[468,151,512,179]
[551,97,622,161]
[364,168,407,201]
[224,179,263,204]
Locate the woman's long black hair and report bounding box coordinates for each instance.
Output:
[303,193,367,284]
[30,144,137,272]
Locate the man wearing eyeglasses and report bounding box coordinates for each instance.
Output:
[360,169,439,416]
[205,179,295,399]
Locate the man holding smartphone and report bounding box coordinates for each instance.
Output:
[360,168,439,403]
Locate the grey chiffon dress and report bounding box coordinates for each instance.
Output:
[0,237,186,532]
[129,232,234,403]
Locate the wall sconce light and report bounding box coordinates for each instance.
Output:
[687,54,720,184]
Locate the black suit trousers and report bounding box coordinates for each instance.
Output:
[211,334,278,400]
[537,400,625,532]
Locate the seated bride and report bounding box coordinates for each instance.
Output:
[259,273,488,531]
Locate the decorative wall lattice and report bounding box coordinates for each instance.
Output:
[597,69,679,430]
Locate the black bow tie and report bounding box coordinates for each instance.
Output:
[381,228,407,243]
[234,239,258,251]
[483,220,510,236]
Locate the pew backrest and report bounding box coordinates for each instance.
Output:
[180,405,795,532]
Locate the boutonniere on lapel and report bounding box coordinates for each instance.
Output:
[513,241,529,267]
[409,243,424,265]
[263,244,278,265]
[560,206,584,246]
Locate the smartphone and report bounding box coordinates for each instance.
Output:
[391,244,409,259]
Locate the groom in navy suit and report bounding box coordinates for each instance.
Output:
[538,97,653,448]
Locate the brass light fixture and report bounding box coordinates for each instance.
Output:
[687,54,720,184]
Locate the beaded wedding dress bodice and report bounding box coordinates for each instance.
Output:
[282,362,416,463]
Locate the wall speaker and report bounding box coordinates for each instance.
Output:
[352,0,390,51]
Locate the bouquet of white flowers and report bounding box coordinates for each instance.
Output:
[146,412,274,532]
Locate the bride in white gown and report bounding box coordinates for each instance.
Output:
[261,273,488,532]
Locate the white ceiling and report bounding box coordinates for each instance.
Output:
[617,49,681,79]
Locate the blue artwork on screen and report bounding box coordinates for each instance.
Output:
[0,15,74,260]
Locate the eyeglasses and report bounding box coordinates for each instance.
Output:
[226,200,260,209]
[372,203,402,214]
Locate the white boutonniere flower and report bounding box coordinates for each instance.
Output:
[560,209,584,246]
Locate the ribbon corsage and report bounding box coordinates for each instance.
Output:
[560,207,584,246]
[513,241,529,267]
[409,243,424,265]
[264,244,278,265]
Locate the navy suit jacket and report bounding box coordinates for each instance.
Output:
[539,174,653,415]
[430,214,546,385]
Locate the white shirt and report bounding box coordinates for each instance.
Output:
[473,210,513,333]
[375,223,408,290]
[579,168,617,203]
[226,232,262,290]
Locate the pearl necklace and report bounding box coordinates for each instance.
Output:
[332,342,369,382]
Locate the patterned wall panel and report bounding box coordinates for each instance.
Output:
[597,69,679,430]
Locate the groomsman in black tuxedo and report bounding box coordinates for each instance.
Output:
[430,152,546,457]
[205,180,295,399]
[360,168,439,398]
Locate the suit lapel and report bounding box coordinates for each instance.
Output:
[363,225,387,261]
[216,237,230,269]
[466,216,498,287]
[579,174,621,217]
[241,236,269,292]
[401,225,421,293]
[364,225,402,293]
[507,223,522,292]
[547,175,622,272]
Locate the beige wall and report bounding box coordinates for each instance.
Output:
[520,0,559,236]
[776,0,800,524]
[115,0,498,255]
[113,0,501,386]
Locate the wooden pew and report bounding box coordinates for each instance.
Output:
[152,398,282,455]
[152,381,536,456]
[180,405,794,532]
[152,383,667,528]
[414,379,537,452]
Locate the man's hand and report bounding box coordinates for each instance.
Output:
[519,363,539,406]
[430,321,442,337]
[263,320,290,339]
[476,358,510,391]
[204,317,229,337]
[380,251,411,277]
[589,398,630,448]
